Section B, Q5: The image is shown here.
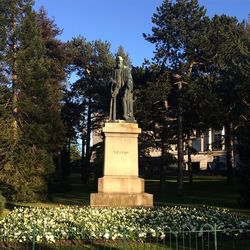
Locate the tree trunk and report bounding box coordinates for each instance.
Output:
[225,123,234,184]
[68,137,71,164]
[160,129,166,194]
[54,153,62,182]
[64,137,71,180]
[187,134,193,185]
[177,84,184,195]
[81,121,86,182]
[61,137,71,181]
[81,133,85,161]
[11,14,18,144]
[86,99,92,168]
[82,99,92,183]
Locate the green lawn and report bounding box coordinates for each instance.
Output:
[3,238,250,250]
[147,175,245,210]
[3,173,250,218]
[2,174,250,250]
[147,175,250,218]
[3,239,250,250]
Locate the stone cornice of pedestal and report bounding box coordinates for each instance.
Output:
[103,122,141,134]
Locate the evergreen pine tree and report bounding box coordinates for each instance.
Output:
[144,0,210,194]
[0,1,58,201]
[205,15,250,182]
[66,37,114,182]
[36,7,67,181]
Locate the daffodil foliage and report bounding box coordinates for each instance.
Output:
[1,206,250,243]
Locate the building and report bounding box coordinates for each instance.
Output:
[91,125,228,172]
[183,128,226,170]
[147,128,227,171]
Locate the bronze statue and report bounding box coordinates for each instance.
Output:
[109,56,134,121]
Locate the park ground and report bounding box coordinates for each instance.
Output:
[1,174,250,250]
[2,173,250,218]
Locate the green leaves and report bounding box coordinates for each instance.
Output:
[1,206,250,242]
[144,0,208,70]
[0,1,66,201]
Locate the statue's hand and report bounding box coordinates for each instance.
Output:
[111,86,119,97]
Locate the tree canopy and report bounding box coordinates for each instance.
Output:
[0,0,249,204]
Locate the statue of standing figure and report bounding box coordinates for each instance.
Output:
[109,55,135,121]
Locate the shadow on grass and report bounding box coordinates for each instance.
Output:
[146,176,239,208]
[38,241,121,250]
[2,239,250,250]
[0,240,171,250]
[5,173,250,218]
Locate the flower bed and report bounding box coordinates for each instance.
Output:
[0,206,249,243]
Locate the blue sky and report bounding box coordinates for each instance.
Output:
[34,0,249,66]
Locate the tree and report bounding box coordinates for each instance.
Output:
[237,122,250,207]
[70,144,81,162]
[60,91,83,180]
[232,18,250,205]
[66,37,114,182]
[36,7,68,182]
[143,0,211,194]
[134,64,176,193]
[143,0,250,190]
[181,77,220,183]
[0,1,64,201]
[205,15,250,182]
[0,0,12,173]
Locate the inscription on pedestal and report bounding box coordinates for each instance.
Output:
[113,150,129,155]
[111,150,130,171]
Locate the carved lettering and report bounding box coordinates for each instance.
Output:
[113,150,129,155]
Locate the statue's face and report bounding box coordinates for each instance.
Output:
[116,57,123,69]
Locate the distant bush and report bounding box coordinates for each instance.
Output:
[0,192,6,213]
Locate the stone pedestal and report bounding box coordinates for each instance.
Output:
[90,122,153,207]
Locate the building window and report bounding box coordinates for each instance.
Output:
[213,132,222,150]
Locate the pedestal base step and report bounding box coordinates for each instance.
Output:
[90,192,153,207]
[98,176,145,193]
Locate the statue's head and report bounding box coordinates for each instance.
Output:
[116,55,124,69]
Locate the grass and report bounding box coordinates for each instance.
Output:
[1,173,250,250]
[3,172,250,218]
[145,175,250,217]
[3,238,250,250]
[148,175,238,207]
[2,238,250,250]
[54,173,250,218]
